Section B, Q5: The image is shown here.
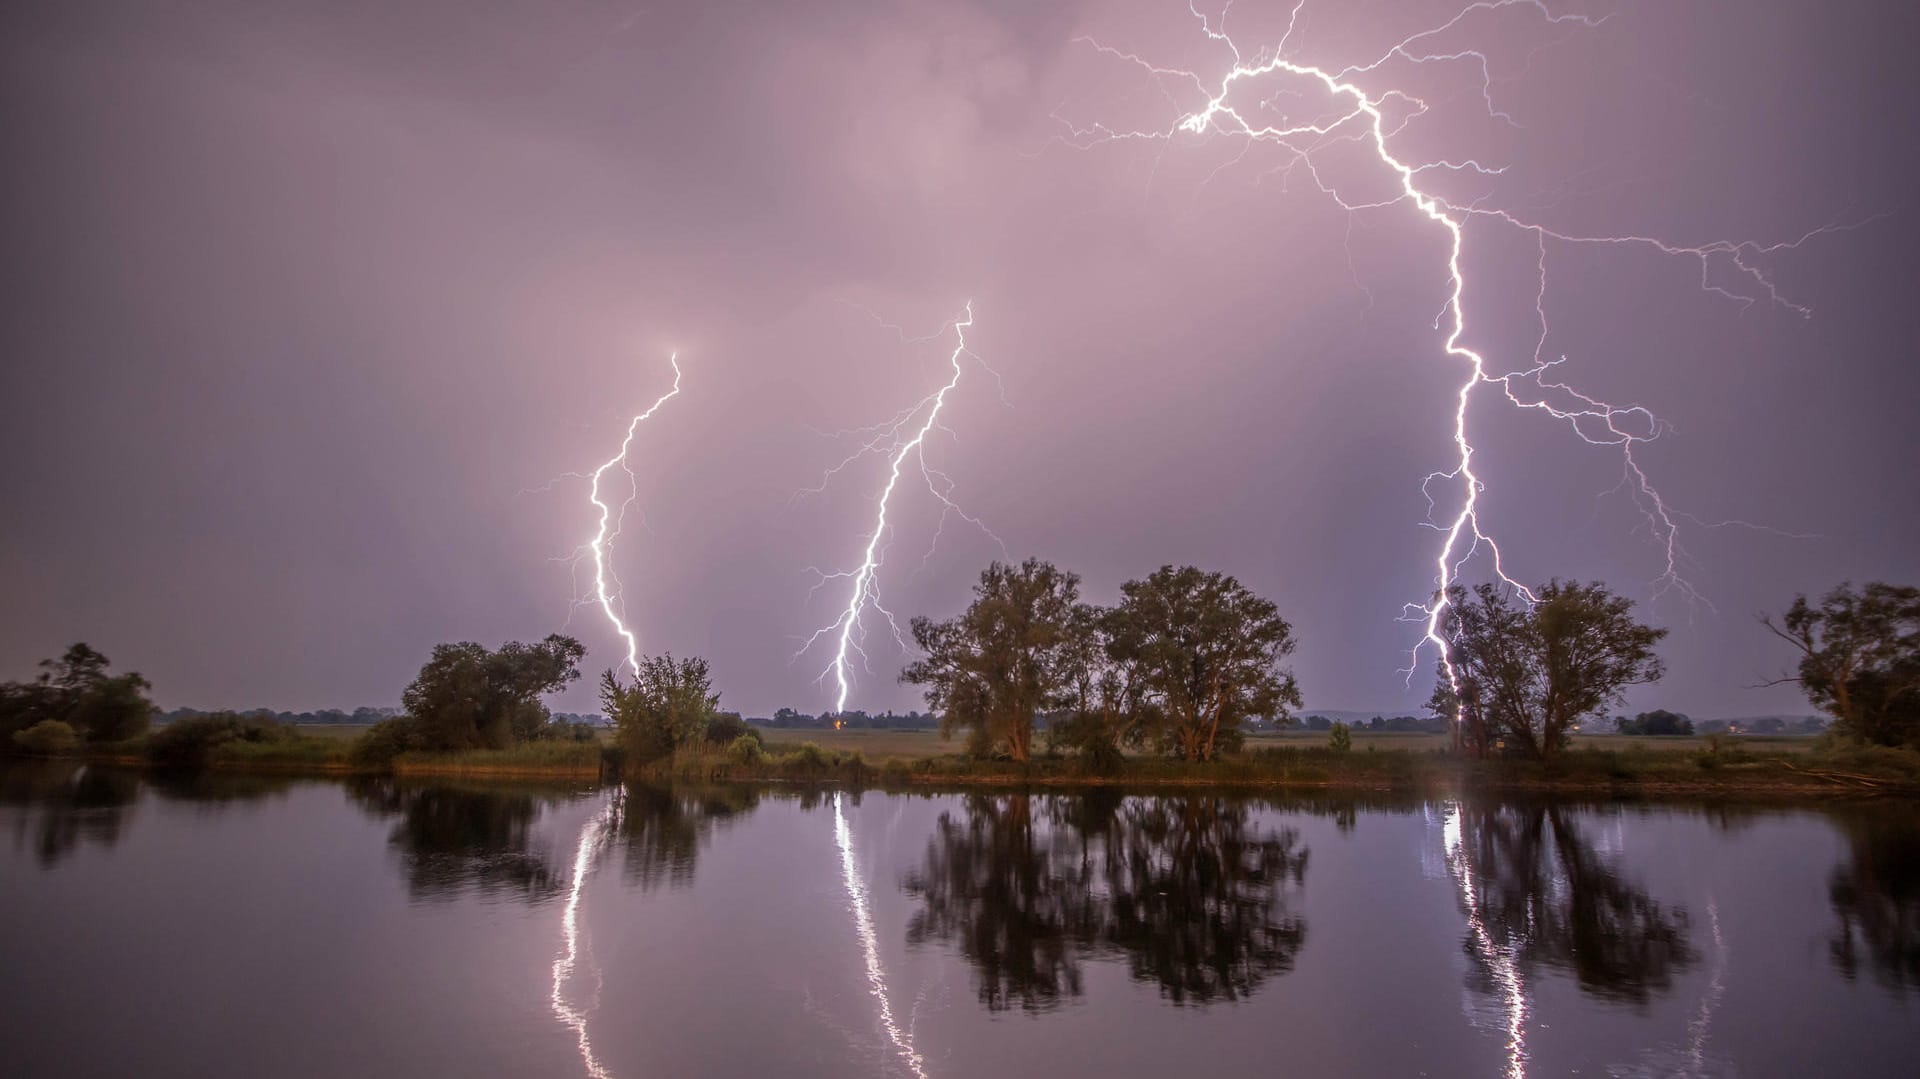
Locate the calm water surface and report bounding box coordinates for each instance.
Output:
[2,762,1915,1077]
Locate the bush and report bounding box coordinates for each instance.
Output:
[880,757,913,784]
[148,712,292,770]
[785,741,830,772]
[1328,722,1353,753]
[725,733,765,766]
[349,717,422,769]
[11,719,78,756]
[706,713,761,748]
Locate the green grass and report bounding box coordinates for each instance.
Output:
[759,728,951,760]
[390,741,605,778]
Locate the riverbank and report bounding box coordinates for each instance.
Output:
[35,730,1917,798]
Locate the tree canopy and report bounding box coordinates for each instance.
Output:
[1763,581,1920,748]
[398,634,585,752]
[1102,565,1300,762]
[902,558,1089,762]
[0,643,155,750]
[1431,581,1667,760]
[600,654,721,764]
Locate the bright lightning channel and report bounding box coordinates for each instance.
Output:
[586,357,684,680]
[797,303,1002,713]
[1061,1,1849,719]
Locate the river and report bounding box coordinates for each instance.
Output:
[1,762,1913,1077]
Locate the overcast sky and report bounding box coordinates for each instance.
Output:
[2,0,1915,719]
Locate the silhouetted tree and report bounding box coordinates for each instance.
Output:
[0,643,155,748]
[1433,581,1666,760]
[902,559,1088,762]
[1103,566,1300,761]
[600,654,720,765]
[1763,582,1920,747]
[398,635,585,751]
[1615,709,1694,736]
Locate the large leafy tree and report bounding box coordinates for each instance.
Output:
[0,643,155,747]
[1762,582,1920,748]
[1103,565,1300,762]
[600,654,720,764]
[399,635,585,751]
[901,558,1088,762]
[1434,580,1666,760]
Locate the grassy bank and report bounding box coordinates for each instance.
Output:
[649,735,1920,798]
[31,726,1918,797]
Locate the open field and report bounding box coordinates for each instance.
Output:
[759,727,952,759]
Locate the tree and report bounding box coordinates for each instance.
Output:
[600,654,720,765]
[901,559,1089,762]
[1762,582,1920,748]
[1103,565,1300,762]
[0,643,154,747]
[1615,709,1694,736]
[1434,581,1667,760]
[398,635,585,751]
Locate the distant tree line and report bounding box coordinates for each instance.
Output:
[755,707,941,731]
[1299,714,1450,734]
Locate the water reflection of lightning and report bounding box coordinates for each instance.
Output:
[1062,1,1850,716]
[835,793,930,1079]
[585,357,683,679]
[1443,804,1527,1079]
[797,304,1001,713]
[552,801,616,1079]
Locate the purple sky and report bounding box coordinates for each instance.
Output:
[2,0,1915,719]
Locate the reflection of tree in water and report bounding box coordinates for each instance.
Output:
[1828,809,1920,992]
[613,783,762,891]
[1451,803,1695,1006]
[1,761,138,868]
[346,778,575,902]
[1103,797,1309,1003]
[902,792,1308,1011]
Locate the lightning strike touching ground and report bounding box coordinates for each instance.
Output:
[585,357,683,680]
[1060,1,1851,720]
[796,303,1003,713]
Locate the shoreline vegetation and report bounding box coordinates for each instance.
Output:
[6,573,1915,801]
[40,727,1920,799]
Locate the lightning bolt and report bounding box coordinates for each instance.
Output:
[1060,1,1852,719]
[586,356,684,680]
[796,303,1004,714]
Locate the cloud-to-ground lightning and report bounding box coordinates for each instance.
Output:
[796,303,1004,713]
[1060,1,1852,720]
[835,793,930,1079]
[583,357,684,679]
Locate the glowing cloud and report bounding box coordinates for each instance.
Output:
[1061,1,1848,715]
